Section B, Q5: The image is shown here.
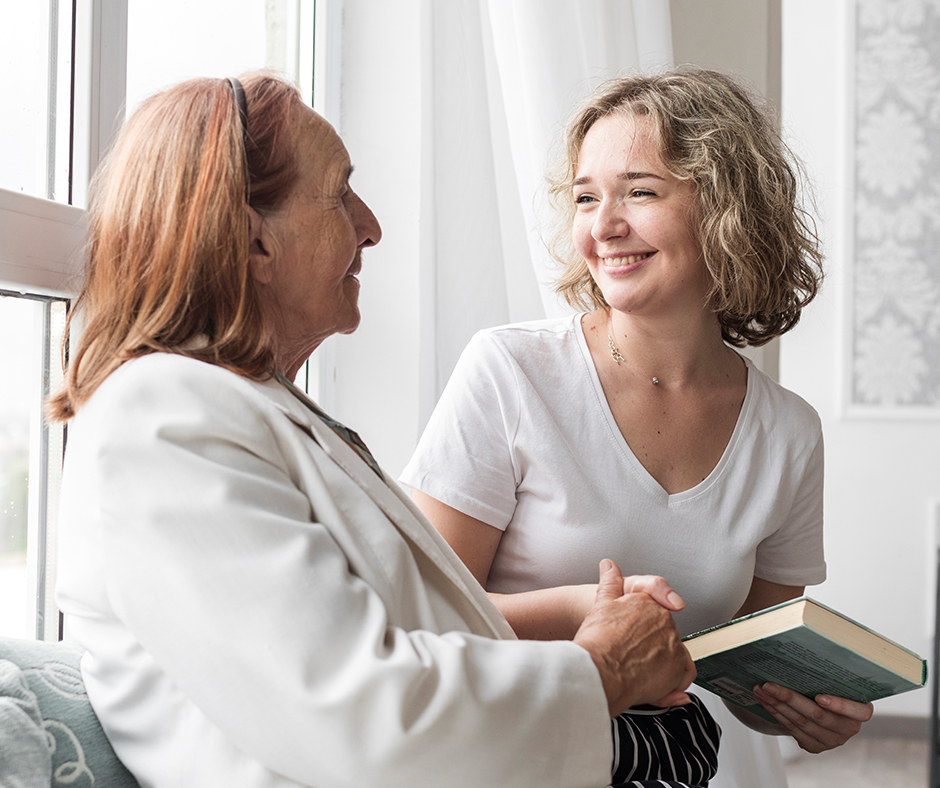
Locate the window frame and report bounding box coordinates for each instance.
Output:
[0,0,121,295]
[0,0,125,642]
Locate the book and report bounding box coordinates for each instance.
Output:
[682,597,927,723]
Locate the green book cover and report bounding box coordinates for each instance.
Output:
[682,597,927,724]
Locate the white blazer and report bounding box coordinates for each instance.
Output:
[55,353,612,788]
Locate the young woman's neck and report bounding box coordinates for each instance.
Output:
[602,306,738,389]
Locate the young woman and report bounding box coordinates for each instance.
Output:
[402,68,872,787]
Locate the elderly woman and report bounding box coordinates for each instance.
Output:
[49,73,699,788]
[402,69,873,787]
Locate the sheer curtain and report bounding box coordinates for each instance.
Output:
[421,0,673,418]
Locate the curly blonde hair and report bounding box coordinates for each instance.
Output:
[549,68,823,347]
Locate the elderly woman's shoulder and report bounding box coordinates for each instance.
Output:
[88,352,277,423]
[106,350,251,384]
[66,353,304,477]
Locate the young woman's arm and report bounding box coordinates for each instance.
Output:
[411,489,683,641]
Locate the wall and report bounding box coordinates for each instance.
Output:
[670,0,779,104]
[781,0,937,718]
[670,0,782,380]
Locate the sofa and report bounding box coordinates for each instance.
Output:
[0,636,141,788]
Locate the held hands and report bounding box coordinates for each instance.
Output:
[576,567,873,748]
[751,683,873,753]
[573,559,695,717]
[564,573,687,636]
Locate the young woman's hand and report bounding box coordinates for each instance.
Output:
[621,575,685,612]
[751,683,873,753]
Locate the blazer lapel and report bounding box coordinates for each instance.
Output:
[264,377,513,640]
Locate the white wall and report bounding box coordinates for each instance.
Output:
[675,0,935,719]
[781,0,936,718]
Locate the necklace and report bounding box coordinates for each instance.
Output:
[607,334,625,364]
[607,324,659,385]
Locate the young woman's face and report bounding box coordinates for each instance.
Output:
[571,112,708,318]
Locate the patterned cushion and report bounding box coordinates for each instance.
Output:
[0,659,51,787]
[0,637,141,788]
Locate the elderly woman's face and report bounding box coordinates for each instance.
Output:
[256,105,381,375]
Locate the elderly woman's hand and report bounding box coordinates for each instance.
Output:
[751,682,873,753]
[574,559,695,717]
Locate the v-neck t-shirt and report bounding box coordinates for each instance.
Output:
[400,314,825,637]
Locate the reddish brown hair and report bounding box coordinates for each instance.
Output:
[47,73,303,422]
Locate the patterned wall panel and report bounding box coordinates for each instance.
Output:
[853,0,940,409]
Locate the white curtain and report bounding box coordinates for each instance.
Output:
[485,0,673,317]
[421,0,673,416]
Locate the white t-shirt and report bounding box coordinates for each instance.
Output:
[401,314,826,637]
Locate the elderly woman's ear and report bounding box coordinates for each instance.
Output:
[248,206,276,284]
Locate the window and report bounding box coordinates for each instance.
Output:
[0,294,67,640]
[125,0,315,116]
[0,2,72,203]
[0,0,81,642]
[0,0,322,641]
